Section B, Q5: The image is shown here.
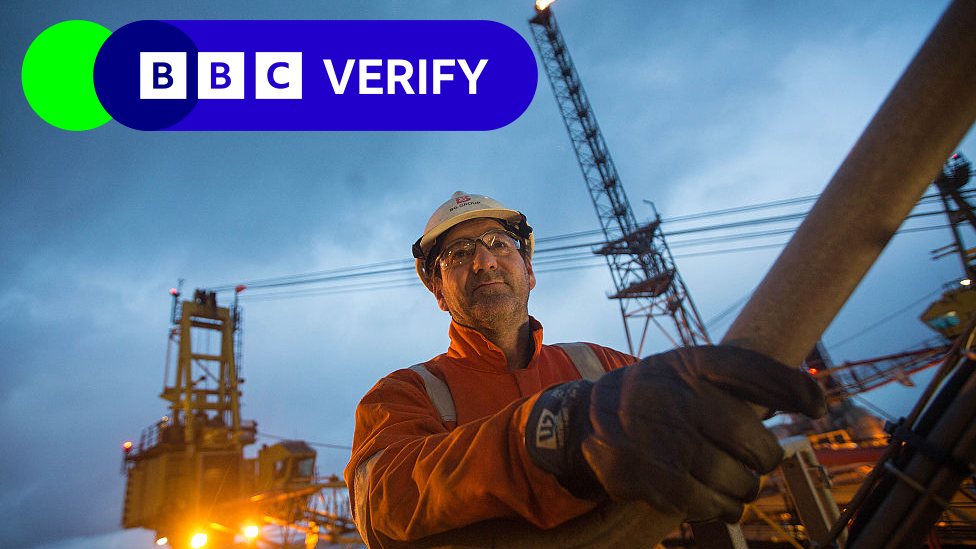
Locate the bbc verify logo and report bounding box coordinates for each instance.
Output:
[142,53,488,100]
[139,52,307,100]
[22,19,537,131]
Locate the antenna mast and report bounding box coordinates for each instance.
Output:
[529,5,709,355]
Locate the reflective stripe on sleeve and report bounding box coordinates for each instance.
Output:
[352,450,384,542]
[409,363,457,423]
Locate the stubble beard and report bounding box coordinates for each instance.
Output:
[454,275,529,333]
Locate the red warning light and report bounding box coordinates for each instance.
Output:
[170,288,179,295]
[123,441,133,451]
[235,285,247,293]
[808,368,819,376]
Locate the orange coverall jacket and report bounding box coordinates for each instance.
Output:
[344,317,635,547]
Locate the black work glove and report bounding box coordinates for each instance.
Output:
[525,345,826,523]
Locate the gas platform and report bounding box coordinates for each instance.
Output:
[120,289,360,549]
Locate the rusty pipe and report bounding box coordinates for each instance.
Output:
[705,2,976,547]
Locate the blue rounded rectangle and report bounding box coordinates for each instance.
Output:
[160,20,538,131]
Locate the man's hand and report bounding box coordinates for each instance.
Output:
[525,345,826,523]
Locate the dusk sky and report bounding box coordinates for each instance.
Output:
[3,1,974,548]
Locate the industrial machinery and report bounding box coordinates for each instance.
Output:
[923,153,976,340]
[121,289,360,548]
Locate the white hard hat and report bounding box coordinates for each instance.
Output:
[413,191,534,292]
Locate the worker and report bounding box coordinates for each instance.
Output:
[344,191,826,548]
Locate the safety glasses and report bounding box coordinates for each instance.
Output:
[437,229,523,271]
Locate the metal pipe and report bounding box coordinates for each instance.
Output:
[815,311,976,547]
[852,359,976,548]
[721,0,976,367]
[715,1,976,546]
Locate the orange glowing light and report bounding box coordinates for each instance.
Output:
[808,368,819,375]
[123,441,133,450]
[243,525,259,539]
[536,0,557,11]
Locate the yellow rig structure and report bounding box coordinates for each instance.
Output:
[121,290,359,549]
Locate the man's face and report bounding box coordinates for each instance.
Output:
[431,218,536,332]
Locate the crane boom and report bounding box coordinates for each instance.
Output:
[529,7,709,355]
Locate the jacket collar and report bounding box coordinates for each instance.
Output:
[445,317,544,372]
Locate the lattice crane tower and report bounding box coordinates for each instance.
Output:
[529,4,709,355]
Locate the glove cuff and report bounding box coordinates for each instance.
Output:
[525,380,602,499]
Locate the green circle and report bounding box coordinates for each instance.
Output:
[22,20,113,131]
